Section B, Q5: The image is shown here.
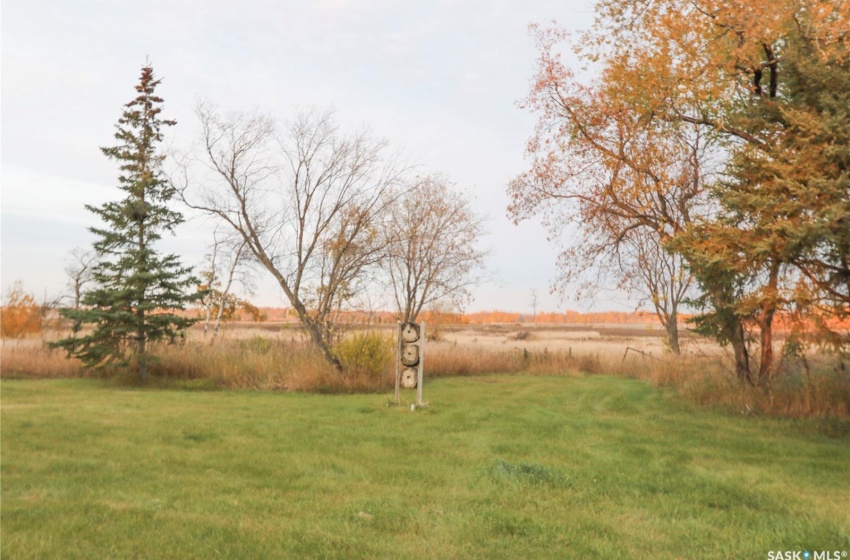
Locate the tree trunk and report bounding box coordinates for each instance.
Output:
[203,304,211,338]
[758,318,774,385]
[74,280,82,309]
[136,235,147,382]
[137,157,148,382]
[653,301,681,356]
[212,298,225,342]
[249,239,345,372]
[285,288,343,371]
[304,318,343,371]
[666,318,681,355]
[730,320,752,385]
[756,262,781,385]
[138,330,148,383]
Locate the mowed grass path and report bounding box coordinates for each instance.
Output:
[2,376,848,559]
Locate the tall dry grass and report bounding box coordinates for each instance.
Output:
[0,335,392,392]
[1,339,89,378]
[424,344,599,378]
[613,352,850,421]
[3,329,847,422]
[1,333,591,390]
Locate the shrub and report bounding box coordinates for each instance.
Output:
[333,330,394,379]
[1,281,42,339]
[242,335,273,353]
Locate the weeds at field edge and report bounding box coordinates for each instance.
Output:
[2,333,848,427]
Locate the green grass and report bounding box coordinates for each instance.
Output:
[2,375,848,559]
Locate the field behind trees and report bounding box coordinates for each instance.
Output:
[2,375,848,560]
[3,320,849,423]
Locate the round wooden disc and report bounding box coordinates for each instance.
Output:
[401,322,420,342]
[401,344,419,366]
[400,367,417,388]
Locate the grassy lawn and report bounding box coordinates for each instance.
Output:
[2,375,848,559]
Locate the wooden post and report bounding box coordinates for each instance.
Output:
[394,321,401,404]
[416,322,425,406]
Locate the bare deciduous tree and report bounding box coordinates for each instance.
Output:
[199,227,254,342]
[383,175,487,323]
[619,232,692,354]
[64,247,97,309]
[529,288,538,323]
[177,104,403,370]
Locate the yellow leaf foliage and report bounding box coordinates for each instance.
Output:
[1,281,42,339]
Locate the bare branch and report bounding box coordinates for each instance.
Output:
[382,174,488,323]
[178,103,406,370]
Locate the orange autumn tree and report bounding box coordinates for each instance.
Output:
[509,23,708,354]
[511,1,850,382]
[594,0,850,383]
[1,281,42,339]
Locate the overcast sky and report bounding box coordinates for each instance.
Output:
[1,0,640,313]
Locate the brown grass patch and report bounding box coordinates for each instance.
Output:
[151,336,393,393]
[615,352,850,421]
[424,344,599,377]
[1,339,89,379]
[3,327,847,422]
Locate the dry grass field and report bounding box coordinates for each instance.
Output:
[208,320,718,356]
[428,322,720,356]
[2,320,848,424]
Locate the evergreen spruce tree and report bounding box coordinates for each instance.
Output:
[53,64,198,381]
